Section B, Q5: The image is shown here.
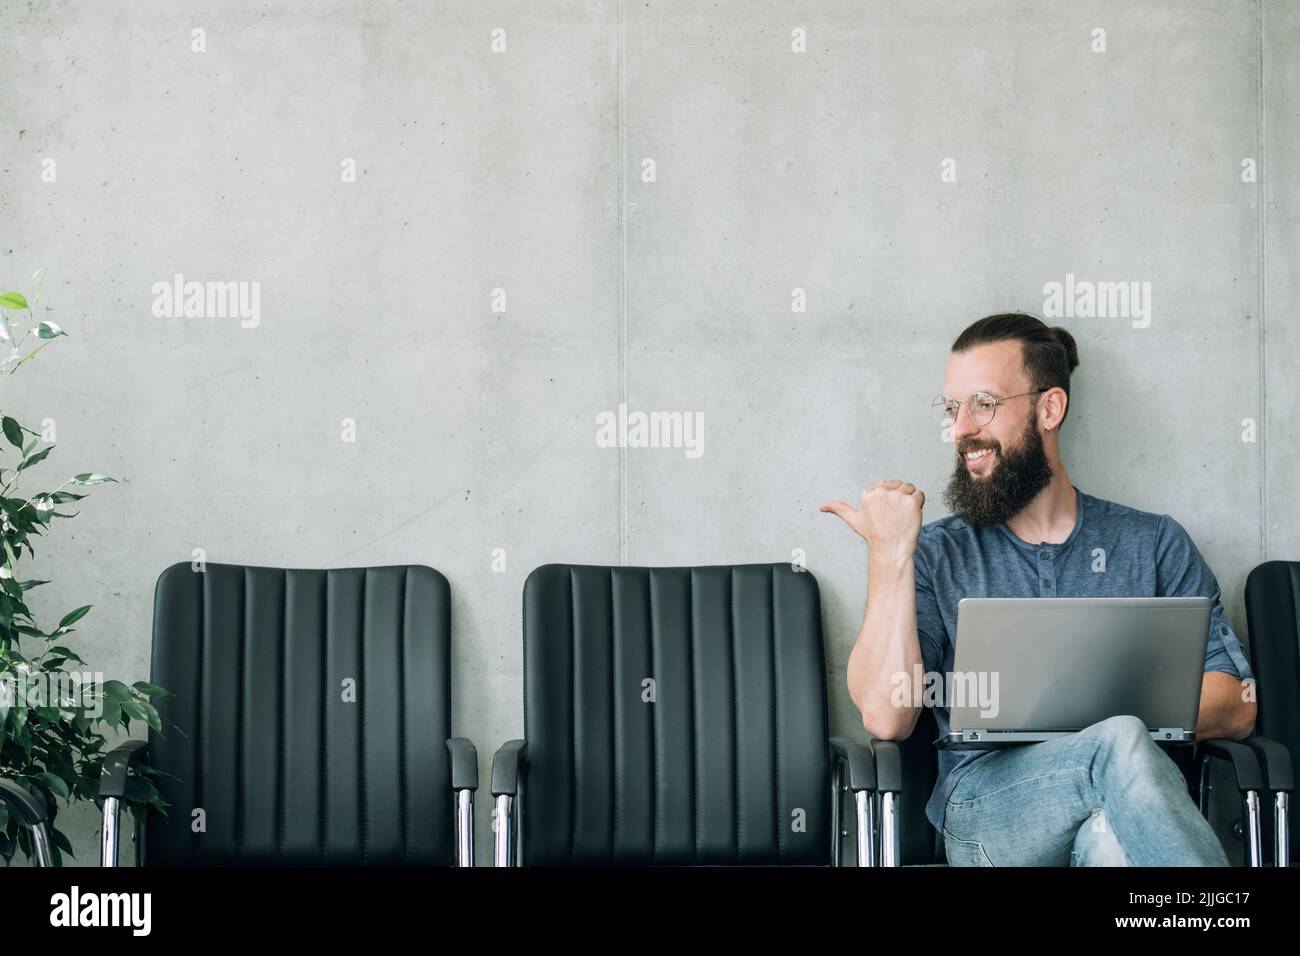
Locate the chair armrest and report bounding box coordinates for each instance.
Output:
[0,774,56,866]
[870,740,902,793]
[491,740,526,866]
[828,737,876,792]
[447,737,479,791]
[446,737,479,866]
[98,740,150,868]
[0,774,48,827]
[98,739,150,799]
[1242,735,1294,791]
[1198,738,1264,793]
[491,739,526,797]
[1198,738,1268,867]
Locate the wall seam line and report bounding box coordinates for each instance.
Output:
[617,0,628,566]
[1257,0,1269,564]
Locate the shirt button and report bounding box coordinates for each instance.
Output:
[1042,579,1053,587]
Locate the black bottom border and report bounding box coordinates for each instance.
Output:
[7,863,1294,940]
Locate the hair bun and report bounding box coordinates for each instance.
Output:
[1048,326,1079,372]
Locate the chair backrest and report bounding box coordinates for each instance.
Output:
[1244,560,1300,858]
[145,563,455,865]
[519,563,830,865]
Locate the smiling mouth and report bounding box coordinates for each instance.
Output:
[963,447,995,468]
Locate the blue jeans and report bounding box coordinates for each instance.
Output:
[941,715,1230,866]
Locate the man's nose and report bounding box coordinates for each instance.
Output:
[950,406,981,444]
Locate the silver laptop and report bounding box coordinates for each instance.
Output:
[933,596,1211,750]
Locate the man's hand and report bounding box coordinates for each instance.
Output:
[820,479,925,565]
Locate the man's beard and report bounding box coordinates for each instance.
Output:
[942,415,1055,528]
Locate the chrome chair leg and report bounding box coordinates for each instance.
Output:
[493,794,514,867]
[856,790,875,867]
[455,789,474,866]
[31,823,55,867]
[1244,790,1263,868]
[879,791,899,867]
[1275,792,1290,868]
[101,797,122,867]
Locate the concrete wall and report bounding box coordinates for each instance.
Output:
[1,0,1293,865]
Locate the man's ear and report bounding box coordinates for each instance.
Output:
[1034,390,1066,431]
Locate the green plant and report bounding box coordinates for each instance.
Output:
[0,270,170,864]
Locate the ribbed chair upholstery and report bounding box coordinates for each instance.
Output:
[490,563,886,866]
[93,562,477,867]
[1243,561,1299,865]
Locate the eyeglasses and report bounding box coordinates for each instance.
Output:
[932,389,1046,427]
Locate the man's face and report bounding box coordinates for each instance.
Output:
[939,341,1054,527]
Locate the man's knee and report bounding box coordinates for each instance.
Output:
[1081,714,1150,748]
[1081,714,1184,791]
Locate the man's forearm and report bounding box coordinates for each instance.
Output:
[1194,671,1256,740]
[823,479,928,739]
[847,554,923,739]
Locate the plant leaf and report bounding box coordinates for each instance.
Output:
[102,679,133,702]
[138,701,162,732]
[120,698,149,726]
[16,446,53,472]
[52,827,73,855]
[56,605,92,630]
[132,681,175,700]
[2,417,22,450]
[38,772,69,800]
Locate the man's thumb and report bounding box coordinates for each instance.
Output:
[819,500,855,522]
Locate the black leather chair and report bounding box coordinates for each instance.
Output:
[1243,560,1298,866]
[883,617,1294,868]
[94,562,478,866]
[489,563,891,866]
